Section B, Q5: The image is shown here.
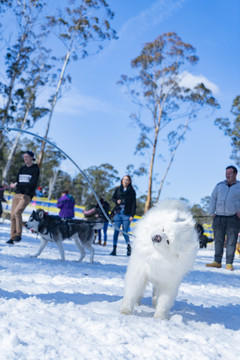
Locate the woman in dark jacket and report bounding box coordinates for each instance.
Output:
[110,175,136,256]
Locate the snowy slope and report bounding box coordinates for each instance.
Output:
[0,221,240,360]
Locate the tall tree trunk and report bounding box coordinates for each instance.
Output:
[2,107,30,182]
[144,128,159,213]
[48,169,59,200]
[156,117,189,202]
[38,50,71,167]
[144,99,165,213]
[37,25,79,167]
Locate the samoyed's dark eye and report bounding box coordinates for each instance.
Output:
[166,240,170,245]
[152,235,162,243]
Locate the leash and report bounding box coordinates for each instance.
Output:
[0,185,11,191]
[1,126,134,238]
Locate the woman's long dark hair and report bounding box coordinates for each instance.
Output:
[121,175,132,186]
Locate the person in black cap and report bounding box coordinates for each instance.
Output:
[6,151,40,244]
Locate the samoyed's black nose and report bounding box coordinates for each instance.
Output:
[152,234,162,243]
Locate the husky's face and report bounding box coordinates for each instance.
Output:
[25,210,44,231]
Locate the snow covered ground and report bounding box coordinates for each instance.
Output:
[0,220,240,360]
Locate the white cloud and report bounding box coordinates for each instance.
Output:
[119,0,187,40]
[178,71,220,95]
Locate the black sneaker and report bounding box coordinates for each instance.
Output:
[110,246,117,256]
[6,239,15,244]
[127,244,131,256]
[14,236,22,242]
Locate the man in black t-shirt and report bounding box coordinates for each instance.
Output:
[6,151,39,244]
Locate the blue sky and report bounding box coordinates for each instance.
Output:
[27,0,240,204]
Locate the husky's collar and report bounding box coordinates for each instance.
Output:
[38,217,51,236]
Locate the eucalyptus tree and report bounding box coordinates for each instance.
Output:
[118,32,219,212]
[190,200,210,225]
[38,0,117,166]
[1,50,51,182]
[0,139,23,184]
[215,95,240,167]
[73,163,120,207]
[52,171,74,200]
[0,0,49,149]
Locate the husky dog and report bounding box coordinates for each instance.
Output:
[120,199,198,319]
[25,209,104,262]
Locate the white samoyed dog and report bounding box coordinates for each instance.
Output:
[120,199,198,319]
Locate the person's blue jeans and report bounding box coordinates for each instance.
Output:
[213,215,240,264]
[98,222,108,242]
[113,208,131,246]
